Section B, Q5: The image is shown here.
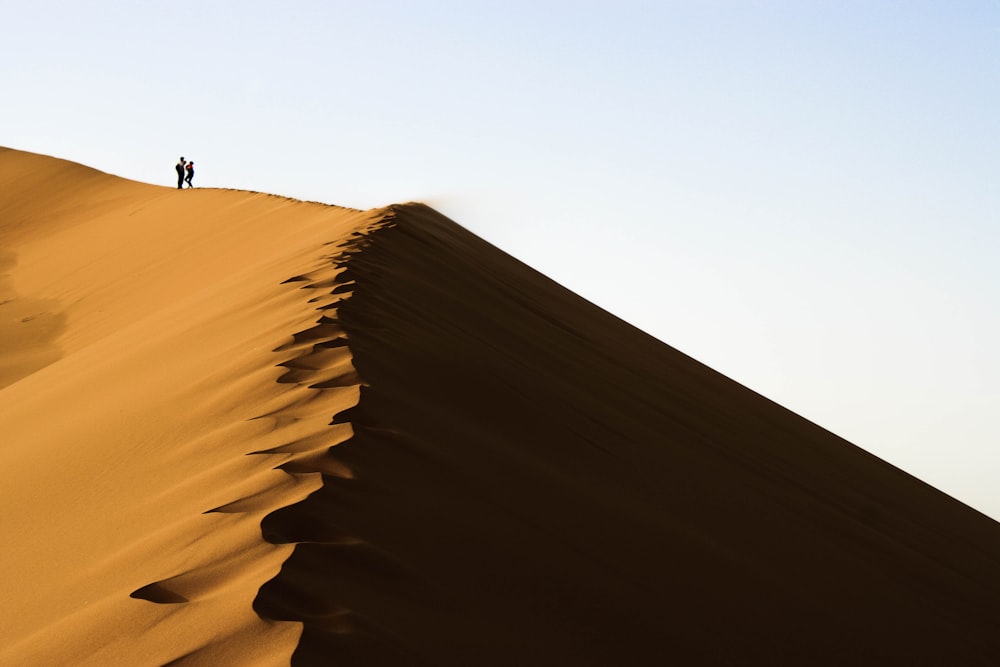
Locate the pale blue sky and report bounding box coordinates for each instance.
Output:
[4,1,999,519]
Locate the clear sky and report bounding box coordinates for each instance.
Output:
[3,1,999,519]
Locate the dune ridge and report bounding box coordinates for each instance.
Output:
[3,148,1000,665]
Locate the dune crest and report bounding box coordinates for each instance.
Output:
[3,149,1000,665]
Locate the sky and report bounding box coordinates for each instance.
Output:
[3,1,999,519]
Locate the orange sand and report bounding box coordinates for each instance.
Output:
[2,148,1000,665]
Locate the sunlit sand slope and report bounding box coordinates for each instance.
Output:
[256,204,1000,665]
[0,148,381,666]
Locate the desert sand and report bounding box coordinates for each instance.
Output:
[2,147,1000,666]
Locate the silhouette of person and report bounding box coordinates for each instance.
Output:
[185,161,194,188]
[175,157,186,189]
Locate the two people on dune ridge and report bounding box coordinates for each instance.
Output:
[175,157,195,189]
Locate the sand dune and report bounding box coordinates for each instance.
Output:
[2,148,1000,665]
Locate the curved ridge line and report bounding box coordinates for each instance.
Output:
[249,211,399,640]
[129,211,394,667]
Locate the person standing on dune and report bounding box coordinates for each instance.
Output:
[175,157,186,189]
[185,161,194,188]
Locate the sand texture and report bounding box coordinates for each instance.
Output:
[3,147,1000,665]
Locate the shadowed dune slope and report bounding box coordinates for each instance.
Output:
[4,148,1000,666]
[256,204,1000,665]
